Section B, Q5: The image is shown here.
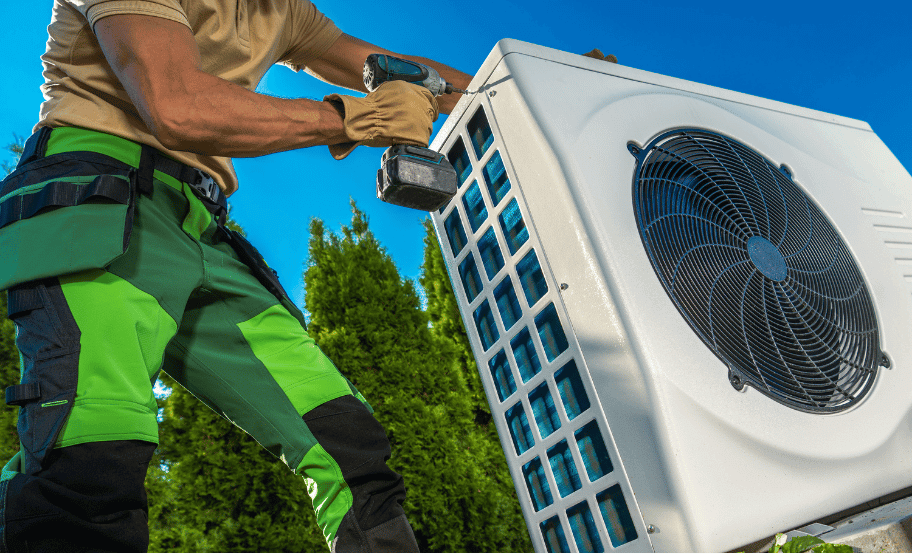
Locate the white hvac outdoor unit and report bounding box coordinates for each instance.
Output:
[429,39,912,552]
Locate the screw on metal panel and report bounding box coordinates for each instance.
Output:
[489,90,497,97]
[560,283,569,290]
[881,352,891,368]
[729,369,745,391]
[647,524,656,534]
[627,142,640,157]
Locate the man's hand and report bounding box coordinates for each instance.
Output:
[324,81,439,160]
[95,14,351,157]
[582,48,619,63]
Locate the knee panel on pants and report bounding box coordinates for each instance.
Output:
[302,395,407,532]
[2,440,156,552]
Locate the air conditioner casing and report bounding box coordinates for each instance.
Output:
[430,39,912,552]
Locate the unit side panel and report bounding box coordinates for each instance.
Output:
[486,55,698,552]
[431,62,655,553]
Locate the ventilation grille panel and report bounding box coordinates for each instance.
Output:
[435,103,649,552]
[630,129,881,413]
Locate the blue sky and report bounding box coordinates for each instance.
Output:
[3,1,911,311]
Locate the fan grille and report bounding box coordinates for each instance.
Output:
[631,129,880,413]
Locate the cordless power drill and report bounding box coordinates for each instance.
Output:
[364,54,468,211]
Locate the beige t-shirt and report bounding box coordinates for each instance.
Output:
[37,0,343,194]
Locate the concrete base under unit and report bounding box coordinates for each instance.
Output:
[816,495,912,553]
[738,493,912,553]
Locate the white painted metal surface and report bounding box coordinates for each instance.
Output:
[430,39,912,552]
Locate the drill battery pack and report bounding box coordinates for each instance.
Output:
[376,145,457,211]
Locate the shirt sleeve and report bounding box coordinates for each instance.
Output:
[278,0,343,71]
[66,0,191,31]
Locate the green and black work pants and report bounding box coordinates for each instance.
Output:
[0,127,418,552]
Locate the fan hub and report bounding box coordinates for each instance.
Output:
[746,236,787,282]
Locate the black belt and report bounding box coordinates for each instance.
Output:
[137,144,228,225]
[17,127,228,225]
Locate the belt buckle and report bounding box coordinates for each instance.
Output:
[191,169,220,204]
[190,168,228,227]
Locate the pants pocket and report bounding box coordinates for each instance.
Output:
[0,151,136,292]
[6,280,81,476]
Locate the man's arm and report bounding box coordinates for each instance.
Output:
[305,34,472,115]
[94,15,351,157]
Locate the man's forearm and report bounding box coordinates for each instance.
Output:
[96,16,454,159]
[154,70,347,158]
[96,14,349,158]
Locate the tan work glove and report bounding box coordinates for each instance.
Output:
[582,48,618,63]
[324,81,440,160]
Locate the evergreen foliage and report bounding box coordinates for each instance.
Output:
[420,220,489,420]
[1,134,24,176]
[0,294,19,463]
[304,202,531,552]
[420,219,533,552]
[0,137,24,463]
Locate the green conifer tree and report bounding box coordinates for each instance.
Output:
[304,203,531,552]
[420,219,488,419]
[0,136,24,463]
[0,294,19,463]
[420,218,533,552]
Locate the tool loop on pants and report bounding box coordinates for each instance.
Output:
[18,126,53,167]
[6,284,43,319]
[5,383,41,407]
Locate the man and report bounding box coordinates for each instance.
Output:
[0,0,471,551]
